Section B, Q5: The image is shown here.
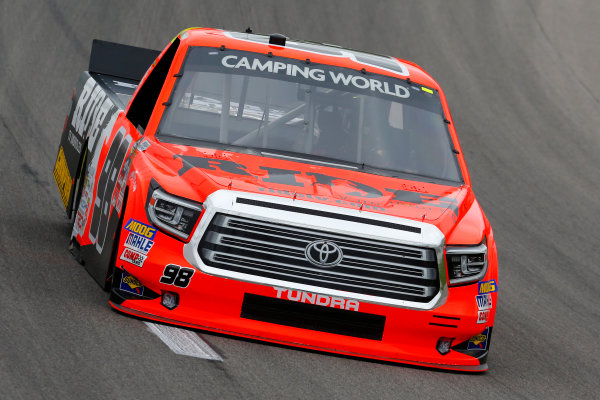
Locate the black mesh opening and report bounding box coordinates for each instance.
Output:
[241,293,386,340]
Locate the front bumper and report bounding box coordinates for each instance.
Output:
[112,190,495,371]
[110,263,493,371]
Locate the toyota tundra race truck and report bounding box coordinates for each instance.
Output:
[52,28,498,371]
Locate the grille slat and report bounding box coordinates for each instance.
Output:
[212,254,428,296]
[340,256,426,277]
[226,219,427,261]
[211,233,428,279]
[208,252,429,293]
[219,235,306,257]
[199,214,440,302]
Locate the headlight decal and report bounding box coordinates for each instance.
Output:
[147,183,203,240]
[445,240,488,285]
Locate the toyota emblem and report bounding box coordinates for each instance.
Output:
[305,240,343,268]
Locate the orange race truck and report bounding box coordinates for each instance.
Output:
[53,28,498,371]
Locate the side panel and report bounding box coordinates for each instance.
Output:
[53,73,93,215]
[54,72,140,287]
[53,72,123,216]
[74,111,138,288]
[72,111,139,287]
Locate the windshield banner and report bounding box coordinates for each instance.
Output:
[184,47,439,112]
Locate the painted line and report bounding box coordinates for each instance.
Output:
[145,322,223,361]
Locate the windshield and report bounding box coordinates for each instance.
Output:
[158,47,462,182]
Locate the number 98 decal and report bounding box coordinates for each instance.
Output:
[160,265,195,288]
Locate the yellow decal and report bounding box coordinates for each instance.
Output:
[174,27,203,42]
[421,87,434,94]
[470,332,487,346]
[123,275,142,289]
[53,147,72,210]
[478,280,497,294]
[124,219,157,239]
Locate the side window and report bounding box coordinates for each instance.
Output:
[127,38,180,133]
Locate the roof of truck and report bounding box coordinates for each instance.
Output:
[177,28,440,90]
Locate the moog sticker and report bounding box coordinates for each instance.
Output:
[478,280,497,294]
[123,219,156,255]
[124,219,157,239]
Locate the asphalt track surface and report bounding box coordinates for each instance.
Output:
[1,1,599,399]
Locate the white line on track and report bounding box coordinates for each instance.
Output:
[145,322,223,361]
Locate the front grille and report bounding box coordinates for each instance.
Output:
[199,214,440,302]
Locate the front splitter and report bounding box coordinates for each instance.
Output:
[109,300,488,372]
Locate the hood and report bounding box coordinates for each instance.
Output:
[143,142,472,234]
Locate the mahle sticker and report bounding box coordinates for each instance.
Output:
[124,232,154,254]
[476,293,493,310]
